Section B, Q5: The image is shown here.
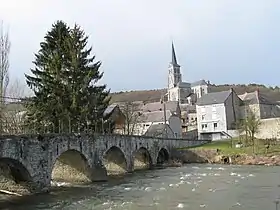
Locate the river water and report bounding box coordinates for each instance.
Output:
[1,164,280,210]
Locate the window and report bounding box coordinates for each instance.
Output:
[214,123,218,128]
[202,124,208,129]
[202,115,205,120]
[201,107,206,113]
[212,106,216,112]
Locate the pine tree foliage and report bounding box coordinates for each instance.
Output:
[25,21,111,133]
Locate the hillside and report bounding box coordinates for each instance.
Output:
[110,84,280,103]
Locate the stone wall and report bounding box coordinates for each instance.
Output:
[256,117,280,139]
[0,134,209,193]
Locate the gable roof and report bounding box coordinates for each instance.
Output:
[139,110,173,123]
[196,90,232,106]
[141,101,180,114]
[180,104,196,113]
[177,82,191,88]
[191,79,208,87]
[238,90,277,105]
[144,124,173,137]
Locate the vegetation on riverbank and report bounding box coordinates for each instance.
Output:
[177,138,280,166]
[185,138,280,156]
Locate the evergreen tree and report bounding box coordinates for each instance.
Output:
[25,21,111,133]
[64,24,111,132]
[25,20,70,132]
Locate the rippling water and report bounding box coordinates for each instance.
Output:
[1,164,280,210]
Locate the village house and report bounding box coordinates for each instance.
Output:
[111,100,183,138]
[103,104,126,134]
[134,109,182,138]
[238,90,280,119]
[196,89,242,141]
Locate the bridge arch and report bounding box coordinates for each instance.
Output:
[0,157,33,193]
[156,147,170,165]
[133,147,152,170]
[51,149,92,184]
[103,146,127,175]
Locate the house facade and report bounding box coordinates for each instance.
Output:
[196,89,242,141]
[238,90,280,119]
[133,110,182,138]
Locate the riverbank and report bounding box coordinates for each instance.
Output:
[175,139,280,166]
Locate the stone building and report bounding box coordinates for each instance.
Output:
[166,42,210,133]
[167,42,209,105]
[196,89,242,140]
[238,90,280,119]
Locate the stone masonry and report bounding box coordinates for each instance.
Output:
[0,134,209,192]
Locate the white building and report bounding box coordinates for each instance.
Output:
[196,89,242,141]
[167,42,209,105]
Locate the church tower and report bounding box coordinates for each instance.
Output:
[168,42,182,89]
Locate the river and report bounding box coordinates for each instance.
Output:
[1,164,280,210]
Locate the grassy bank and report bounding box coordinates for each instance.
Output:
[183,138,280,156]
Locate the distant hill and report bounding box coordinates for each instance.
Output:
[110,84,280,103]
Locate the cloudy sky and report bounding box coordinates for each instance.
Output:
[1,0,280,92]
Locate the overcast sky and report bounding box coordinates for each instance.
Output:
[1,0,280,92]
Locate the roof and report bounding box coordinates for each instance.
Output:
[139,110,172,123]
[144,124,172,137]
[171,42,179,66]
[180,104,196,113]
[103,104,118,117]
[196,90,232,106]
[177,82,191,88]
[238,91,277,105]
[191,80,208,87]
[141,101,179,114]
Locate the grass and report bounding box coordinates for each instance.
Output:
[183,138,280,156]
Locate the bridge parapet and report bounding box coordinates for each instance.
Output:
[0,134,210,193]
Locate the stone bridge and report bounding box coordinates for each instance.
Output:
[0,133,209,193]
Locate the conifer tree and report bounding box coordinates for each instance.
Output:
[25,21,111,133]
[63,24,111,132]
[25,20,70,132]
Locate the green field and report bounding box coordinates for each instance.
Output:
[184,138,280,156]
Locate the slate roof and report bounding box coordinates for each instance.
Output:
[141,101,179,114]
[196,90,232,106]
[144,124,172,137]
[171,42,178,65]
[103,104,118,117]
[177,82,191,88]
[180,104,196,113]
[238,91,277,105]
[139,110,172,123]
[191,79,208,87]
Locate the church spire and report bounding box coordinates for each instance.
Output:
[171,42,178,65]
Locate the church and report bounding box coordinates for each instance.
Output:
[167,42,209,105]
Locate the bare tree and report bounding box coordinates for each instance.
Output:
[2,78,30,134]
[240,110,261,153]
[120,102,142,135]
[0,22,10,102]
[0,21,10,133]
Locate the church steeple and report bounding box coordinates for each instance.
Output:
[168,41,182,91]
[171,42,178,65]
